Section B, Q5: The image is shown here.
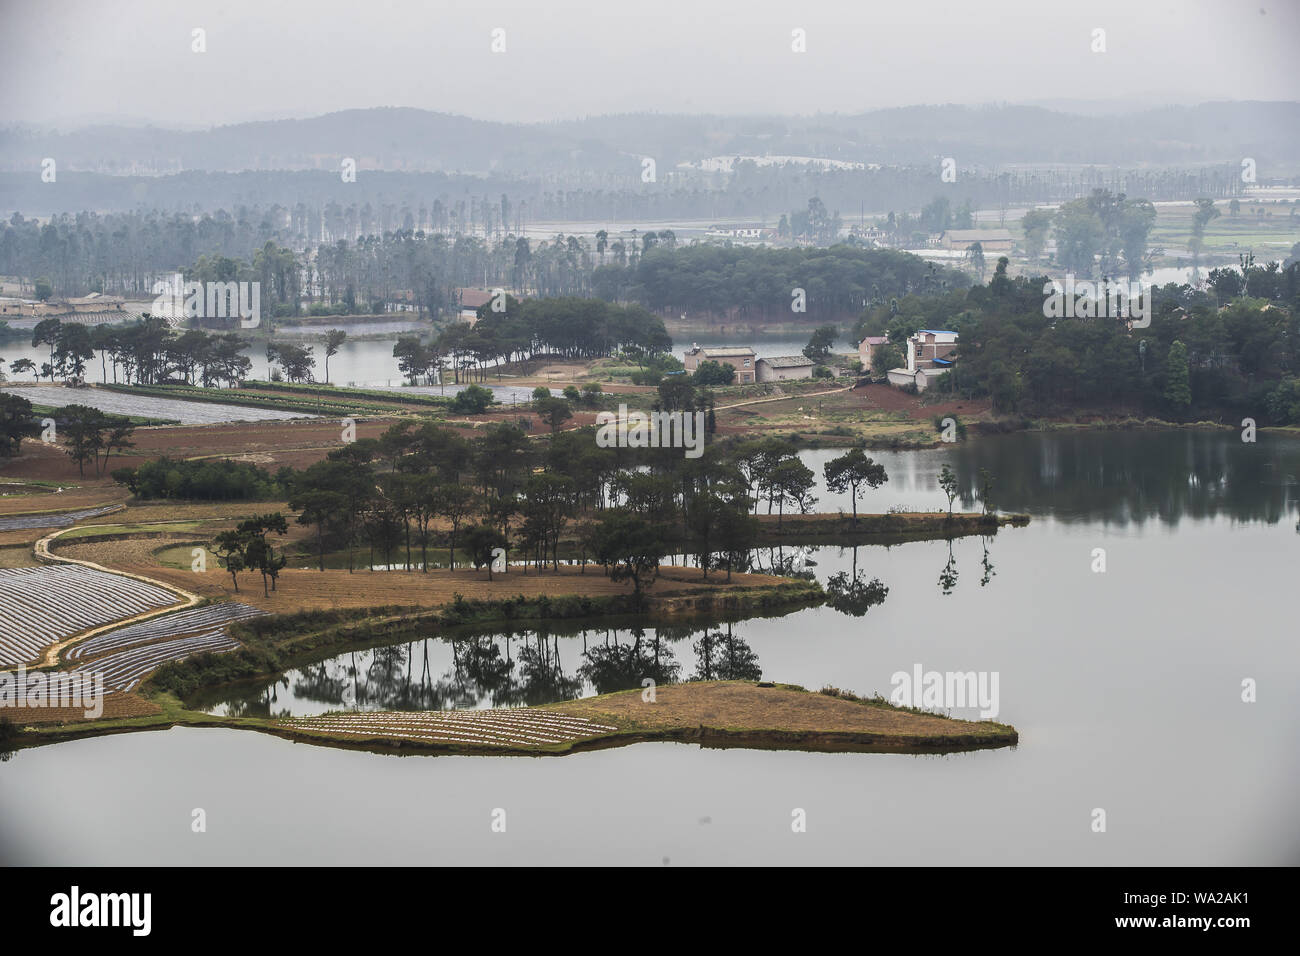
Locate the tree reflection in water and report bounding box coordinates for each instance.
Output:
[577,627,681,695]
[691,621,762,681]
[938,538,959,595]
[979,536,996,587]
[209,618,771,716]
[824,545,889,617]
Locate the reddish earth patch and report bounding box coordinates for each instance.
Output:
[0,419,401,482]
[1,693,161,725]
[849,384,991,420]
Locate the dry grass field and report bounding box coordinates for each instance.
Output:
[46,530,788,612]
[549,681,972,736]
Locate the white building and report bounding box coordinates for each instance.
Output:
[756,355,815,382]
[886,329,958,392]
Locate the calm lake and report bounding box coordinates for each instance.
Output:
[3,430,1299,865]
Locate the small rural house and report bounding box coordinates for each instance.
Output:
[456,288,495,325]
[683,345,757,384]
[858,335,888,369]
[886,329,958,392]
[938,229,1014,253]
[756,354,815,382]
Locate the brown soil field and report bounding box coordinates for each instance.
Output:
[453,407,604,433]
[710,383,992,441]
[0,479,128,516]
[847,383,991,420]
[1,692,161,726]
[0,419,402,483]
[0,527,47,547]
[0,408,626,484]
[0,543,38,568]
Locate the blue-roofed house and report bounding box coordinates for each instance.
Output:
[886,329,958,391]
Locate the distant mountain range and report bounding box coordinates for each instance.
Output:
[2,102,1297,177]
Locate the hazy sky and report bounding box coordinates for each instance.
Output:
[2,0,1298,128]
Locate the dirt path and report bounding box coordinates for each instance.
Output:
[29,524,202,667]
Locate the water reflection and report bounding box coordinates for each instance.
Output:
[799,431,1300,525]
[824,545,890,616]
[205,620,768,718]
[938,539,959,595]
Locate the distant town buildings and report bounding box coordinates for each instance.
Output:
[455,288,495,325]
[704,224,777,241]
[683,345,757,384]
[0,293,137,328]
[848,224,888,247]
[939,229,1014,253]
[886,329,958,391]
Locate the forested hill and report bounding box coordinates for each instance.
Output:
[3,101,1297,176]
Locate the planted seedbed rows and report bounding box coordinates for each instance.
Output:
[66,601,265,661]
[73,629,242,691]
[0,505,119,532]
[283,709,619,748]
[0,565,179,666]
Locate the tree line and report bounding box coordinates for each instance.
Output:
[593,244,964,322]
[392,296,672,385]
[11,316,251,386]
[856,255,1300,422]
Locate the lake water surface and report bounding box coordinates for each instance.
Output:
[3,430,1298,865]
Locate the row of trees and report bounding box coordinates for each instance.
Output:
[8,317,351,387]
[392,297,672,384]
[593,244,962,322]
[16,316,252,386]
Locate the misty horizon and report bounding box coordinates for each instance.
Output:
[3,0,1298,128]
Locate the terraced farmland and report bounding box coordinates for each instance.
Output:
[0,565,180,666]
[0,385,314,425]
[66,601,265,661]
[281,709,620,749]
[73,629,242,691]
[0,505,119,532]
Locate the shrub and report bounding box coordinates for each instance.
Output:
[450,384,495,414]
[113,456,285,500]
